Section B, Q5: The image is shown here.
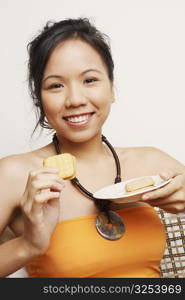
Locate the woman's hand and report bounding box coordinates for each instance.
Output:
[141,170,185,214]
[20,167,65,256]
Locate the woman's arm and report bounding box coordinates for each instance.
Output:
[141,147,185,213]
[0,156,37,277]
[0,156,25,238]
[0,155,65,277]
[0,226,15,244]
[0,235,40,277]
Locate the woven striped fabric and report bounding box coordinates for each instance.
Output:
[156,208,185,278]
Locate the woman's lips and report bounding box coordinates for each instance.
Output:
[63,112,95,127]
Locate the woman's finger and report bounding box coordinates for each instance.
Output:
[142,179,181,200]
[31,180,65,192]
[28,167,59,179]
[141,190,184,206]
[30,191,60,219]
[34,173,65,185]
[159,169,183,180]
[157,202,185,214]
[34,190,61,203]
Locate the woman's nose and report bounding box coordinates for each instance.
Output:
[65,84,87,107]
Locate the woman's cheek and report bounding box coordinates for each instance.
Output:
[88,87,112,106]
[42,94,63,113]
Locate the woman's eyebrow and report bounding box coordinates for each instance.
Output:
[80,68,103,75]
[42,75,63,83]
[42,69,102,83]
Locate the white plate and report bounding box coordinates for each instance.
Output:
[93,175,171,203]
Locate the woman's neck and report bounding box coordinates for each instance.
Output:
[55,133,112,162]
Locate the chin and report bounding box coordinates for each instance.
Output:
[63,130,101,144]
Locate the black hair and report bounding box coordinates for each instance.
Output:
[27,18,114,134]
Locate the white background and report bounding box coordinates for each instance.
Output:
[0,0,185,164]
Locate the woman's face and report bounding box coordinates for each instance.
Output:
[41,39,114,142]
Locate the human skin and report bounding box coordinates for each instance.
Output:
[0,38,185,277]
[41,39,114,146]
[41,38,185,213]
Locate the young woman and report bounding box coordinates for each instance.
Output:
[0,18,184,278]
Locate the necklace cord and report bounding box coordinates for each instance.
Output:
[52,133,122,214]
[101,135,121,184]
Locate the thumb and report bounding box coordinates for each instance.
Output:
[159,169,181,180]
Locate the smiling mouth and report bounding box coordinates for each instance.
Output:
[63,112,95,125]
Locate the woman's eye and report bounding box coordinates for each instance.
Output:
[48,83,63,89]
[84,78,98,84]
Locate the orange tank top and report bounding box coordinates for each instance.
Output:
[26,206,166,278]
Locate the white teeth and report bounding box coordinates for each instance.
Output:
[66,114,90,123]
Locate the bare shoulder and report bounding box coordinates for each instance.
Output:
[0,153,33,233]
[0,153,33,175]
[138,146,185,172]
[116,146,185,177]
[115,146,151,163]
[0,144,52,207]
[0,142,53,174]
[0,151,38,183]
[0,144,54,234]
[0,153,32,208]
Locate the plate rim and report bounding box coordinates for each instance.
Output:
[93,175,171,200]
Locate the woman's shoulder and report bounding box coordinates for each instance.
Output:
[0,153,34,218]
[0,144,54,231]
[0,143,53,173]
[116,146,185,173]
[0,153,33,179]
[116,145,177,161]
[0,144,53,200]
[0,153,31,180]
[115,145,157,161]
